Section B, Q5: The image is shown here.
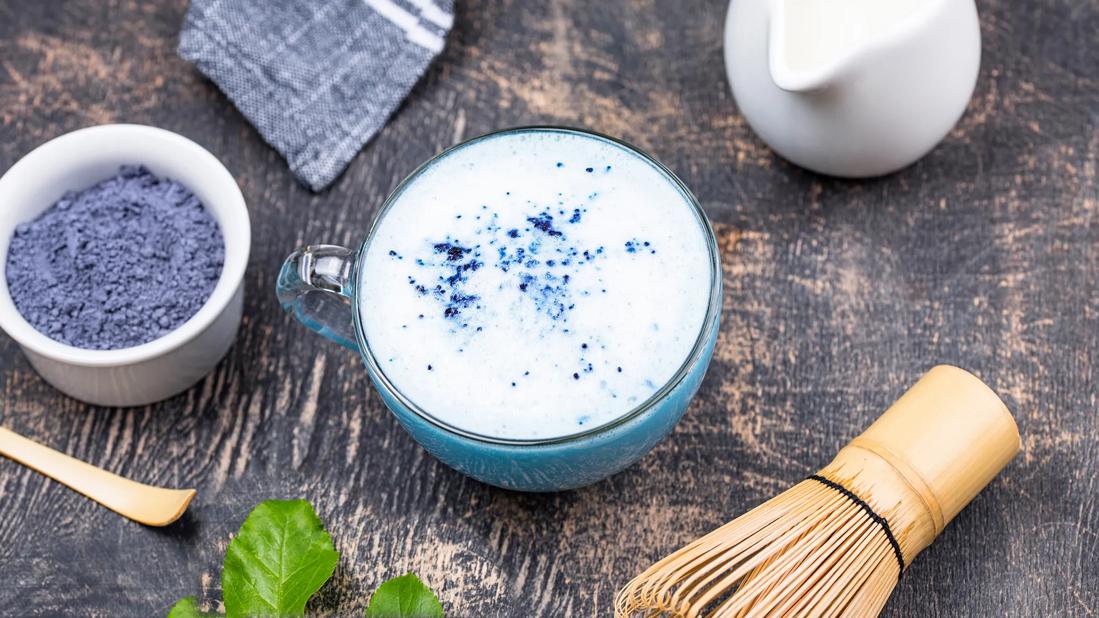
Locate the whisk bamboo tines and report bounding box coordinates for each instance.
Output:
[616,365,1020,618]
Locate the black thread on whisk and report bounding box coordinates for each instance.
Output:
[807,474,905,579]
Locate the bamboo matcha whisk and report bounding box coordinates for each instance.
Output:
[616,365,1020,618]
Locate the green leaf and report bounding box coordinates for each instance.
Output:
[221,499,339,618]
[167,596,219,618]
[364,573,444,618]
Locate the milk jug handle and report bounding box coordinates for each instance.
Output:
[276,244,360,351]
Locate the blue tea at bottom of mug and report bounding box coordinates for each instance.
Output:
[277,126,722,492]
[370,322,718,491]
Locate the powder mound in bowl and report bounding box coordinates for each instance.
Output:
[5,165,225,350]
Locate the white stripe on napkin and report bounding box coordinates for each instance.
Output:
[363,0,446,52]
[405,0,454,29]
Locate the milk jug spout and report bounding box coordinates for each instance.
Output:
[727,0,981,177]
[767,0,838,92]
[767,0,930,92]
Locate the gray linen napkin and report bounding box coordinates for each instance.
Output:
[179,0,454,191]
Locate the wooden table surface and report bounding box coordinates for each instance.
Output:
[1,0,1096,616]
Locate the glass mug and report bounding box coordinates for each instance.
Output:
[277,127,722,491]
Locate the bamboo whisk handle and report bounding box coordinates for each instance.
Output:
[821,365,1020,565]
[853,365,1019,529]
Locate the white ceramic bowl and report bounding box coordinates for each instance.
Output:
[0,124,250,407]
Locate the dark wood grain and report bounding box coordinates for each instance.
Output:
[0,0,1096,616]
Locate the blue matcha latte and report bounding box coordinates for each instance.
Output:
[358,131,712,440]
[5,165,224,350]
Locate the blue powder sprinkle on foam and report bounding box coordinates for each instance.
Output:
[392,194,655,386]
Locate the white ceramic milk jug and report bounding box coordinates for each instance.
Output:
[724,0,981,177]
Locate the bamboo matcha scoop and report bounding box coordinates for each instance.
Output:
[616,365,1021,617]
[0,426,195,526]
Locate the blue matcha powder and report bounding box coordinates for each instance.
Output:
[5,165,224,350]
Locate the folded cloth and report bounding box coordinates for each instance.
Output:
[179,0,454,191]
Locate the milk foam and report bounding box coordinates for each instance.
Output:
[358,130,712,440]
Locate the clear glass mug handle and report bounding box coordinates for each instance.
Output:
[276,245,360,351]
